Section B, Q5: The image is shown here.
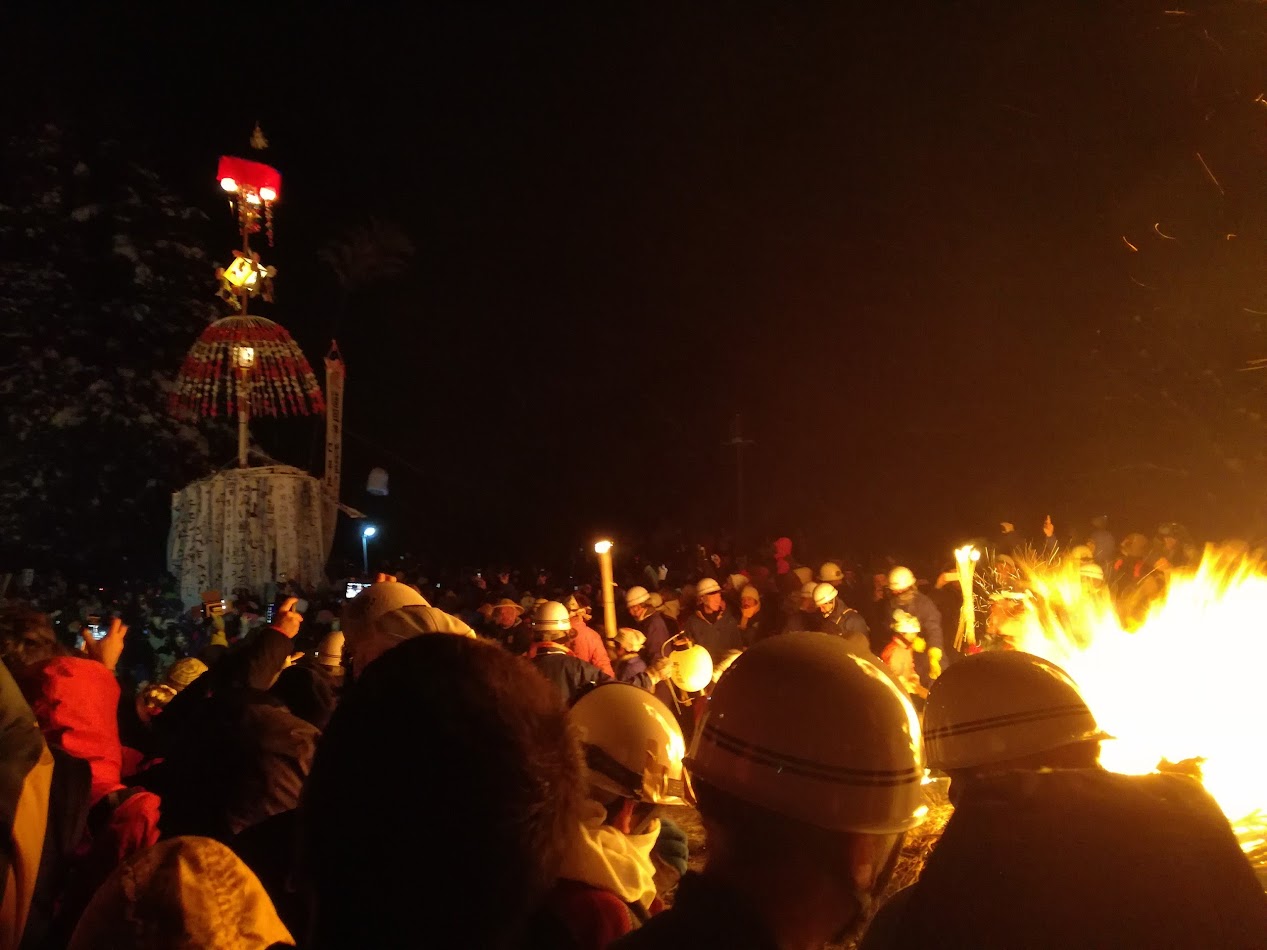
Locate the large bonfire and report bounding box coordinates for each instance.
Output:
[1007,547,1267,862]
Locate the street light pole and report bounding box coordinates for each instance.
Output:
[361,524,377,575]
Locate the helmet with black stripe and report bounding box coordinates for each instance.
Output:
[687,631,925,834]
[923,651,1106,771]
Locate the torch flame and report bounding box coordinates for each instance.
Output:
[1011,547,1267,854]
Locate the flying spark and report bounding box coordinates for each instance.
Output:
[1195,152,1224,195]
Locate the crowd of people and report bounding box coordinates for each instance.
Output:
[0,514,1263,948]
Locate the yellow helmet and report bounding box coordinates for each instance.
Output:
[689,631,925,833]
[819,561,844,583]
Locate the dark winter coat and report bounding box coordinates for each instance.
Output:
[817,600,870,654]
[139,626,318,840]
[611,873,778,950]
[614,653,653,691]
[529,643,610,706]
[859,769,1267,950]
[493,619,534,657]
[683,610,743,664]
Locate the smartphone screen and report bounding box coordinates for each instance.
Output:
[87,615,105,640]
[345,582,368,599]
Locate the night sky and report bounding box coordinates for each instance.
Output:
[7,2,1267,567]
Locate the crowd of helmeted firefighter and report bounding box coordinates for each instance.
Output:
[0,518,1264,949]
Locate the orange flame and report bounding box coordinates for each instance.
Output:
[1009,547,1267,851]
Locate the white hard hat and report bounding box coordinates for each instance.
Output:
[668,643,714,693]
[727,573,748,591]
[923,651,1105,772]
[819,561,844,583]
[571,683,687,805]
[888,566,916,593]
[800,581,817,597]
[615,627,646,653]
[342,582,475,673]
[316,630,345,668]
[740,585,761,604]
[812,582,838,607]
[626,586,651,608]
[341,581,427,643]
[696,578,722,598]
[792,566,813,586]
[689,631,925,833]
[532,600,572,633]
[648,591,664,609]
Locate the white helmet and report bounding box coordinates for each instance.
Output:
[727,573,748,592]
[888,566,916,593]
[696,577,722,598]
[819,561,844,584]
[615,627,646,653]
[689,631,925,833]
[532,601,572,634]
[923,651,1105,771]
[792,566,814,586]
[626,586,651,608]
[800,581,817,598]
[570,683,687,805]
[343,581,475,673]
[812,582,838,607]
[315,630,345,669]
[648,591,664,610]
[668,643,714,693]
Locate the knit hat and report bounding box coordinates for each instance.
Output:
[68,836,294,950]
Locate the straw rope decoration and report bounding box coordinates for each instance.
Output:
[170,315,325,419]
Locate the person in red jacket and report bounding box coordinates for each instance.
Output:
[565,594,614,678]
[543,683,690,948]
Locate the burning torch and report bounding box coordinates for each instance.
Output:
[594,540,618,644]
[954,544,981,652]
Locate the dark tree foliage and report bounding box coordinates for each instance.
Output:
[0,124,218,576]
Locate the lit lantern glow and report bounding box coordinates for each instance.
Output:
[259,186,277,202]
[223,255,260,290]
[220,177,239,192]
[234,345,256,369]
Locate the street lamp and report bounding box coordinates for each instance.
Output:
[361,524,377,575]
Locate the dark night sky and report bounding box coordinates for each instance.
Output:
[7,2,1267,566]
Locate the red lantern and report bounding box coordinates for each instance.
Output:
[216,155,282,245]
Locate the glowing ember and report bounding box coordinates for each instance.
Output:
[1008,547,1267,852]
